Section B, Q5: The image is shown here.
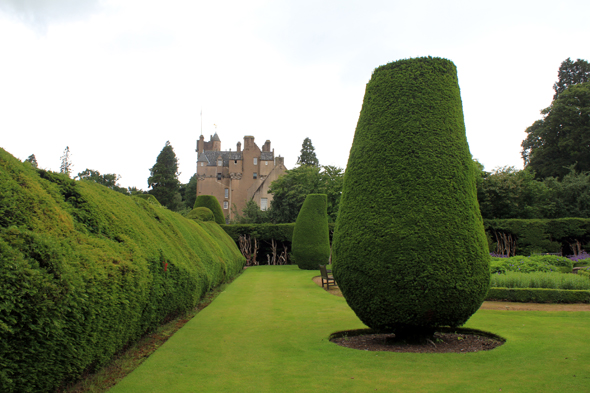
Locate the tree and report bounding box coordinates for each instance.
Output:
[179,174,198,210]
[231,199,270,224]
[296,137,319,166]
[332,57,490,342]
[59,146,73,177]
[476,166,550,219]
[148,141,181,210]
[24,154,38,168]
[291,194,330,270]
[522,81,590,179]
[76,169,128,194]
[268,164,344,223]
[553,58,590,100]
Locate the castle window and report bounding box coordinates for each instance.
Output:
[218,159,222,166]
[217,173,222,180]
[201,162,204,167]
[234,160,237,164]
[265,161,268,165]
[253,172,257,179]
[261,198,268,211]
[225,188,229,198]
[223,201,228,210]
[253,157,258,165]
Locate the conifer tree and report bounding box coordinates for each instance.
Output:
[148,141,181,210]
[296,137,319,166]
[59,146,73,177]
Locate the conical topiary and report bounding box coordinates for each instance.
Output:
[292,194,331,270]
[194,195,225,225]
[332,57,490,340]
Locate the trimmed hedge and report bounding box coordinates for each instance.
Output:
[291,194,330,270]
[187,207,215,222]
[486,288,590,303]
[490,255,574,274]
[0,148,245,393]
[332,57,490,335]
[194,195,225,225]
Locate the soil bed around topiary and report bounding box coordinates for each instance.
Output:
[330,328,504,354]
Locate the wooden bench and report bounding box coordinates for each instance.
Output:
[319,265,336,290]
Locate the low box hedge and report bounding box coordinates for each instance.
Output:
[486,287,590,303]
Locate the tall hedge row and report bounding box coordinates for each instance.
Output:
[194,195,225,225]
[332,57,490,336]
[0,148,245,393]
[291,194,331,270]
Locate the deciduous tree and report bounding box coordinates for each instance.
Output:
[59,146,73,177]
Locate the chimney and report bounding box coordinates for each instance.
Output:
[237,141,241,152]
[197,135,205,153]
[262,140,271,152]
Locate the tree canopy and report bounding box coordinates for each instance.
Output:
[76,169,128,195]
[268,164,343,223]
[553,58,590,100]
[148,141,181,210]
[296,137,319,166]
[24,154,38,168]
[521,81,590,179]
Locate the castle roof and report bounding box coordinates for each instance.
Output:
[198,150,243,167]
[260,152,274,161]
[211,132,221,142]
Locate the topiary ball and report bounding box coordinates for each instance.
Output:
[332,57,490,337]
[292,194,331,270]
[187,207,215,222]
[194,195,225,225]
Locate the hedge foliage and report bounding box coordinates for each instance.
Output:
[291,194,330,270]
[486,288,590,303]
[194,195,225,225]
[332,57,490,334]
[490,271,590,290]
[490,255,574,274]
[484,218,590,255]
[0,148,245,393]
[187,207,215,222]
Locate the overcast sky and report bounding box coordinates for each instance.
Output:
[1,0,589,190]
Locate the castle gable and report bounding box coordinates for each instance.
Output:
[199,150,243,167]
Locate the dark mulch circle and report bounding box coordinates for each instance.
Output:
[330,328,505,354]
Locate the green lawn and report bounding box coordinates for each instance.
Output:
[110,266,590,393]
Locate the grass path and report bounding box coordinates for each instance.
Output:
[110,266,590,392]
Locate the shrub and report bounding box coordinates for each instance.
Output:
[490,255,573,274]
[291,194,330,270]
[332,57,490,340]
[187,207,215,222]
[0,148,245,393]
[491,271,590,290]
[194,195,225,225]
[486,288,590,303]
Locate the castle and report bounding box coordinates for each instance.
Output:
[196,133,287,222]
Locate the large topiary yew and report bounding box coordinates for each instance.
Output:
[292,194,330,270]
[332,57,490,341]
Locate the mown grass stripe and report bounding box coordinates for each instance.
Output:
[110,266,590,393]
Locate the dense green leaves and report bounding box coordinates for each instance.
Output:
[194,195,225,224]
[522,57,590,179]
[296,137,319,167]
[148,141,181,210]
[76,168,128,195]
[0,147,245,393]
[332,57,490,335]
[553,58,590,100]
[268,165,343,223]
[291,194,330,270]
